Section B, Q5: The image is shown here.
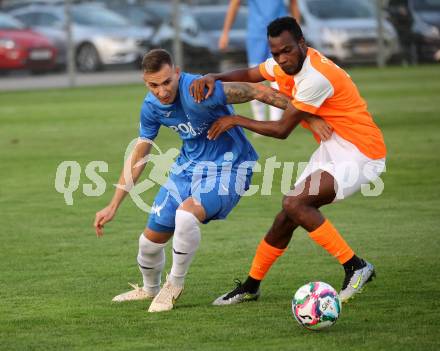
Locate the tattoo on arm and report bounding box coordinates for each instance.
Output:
[224,82,290,109]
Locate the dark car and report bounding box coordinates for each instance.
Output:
[387,0,440,62]
[0,12,57,73]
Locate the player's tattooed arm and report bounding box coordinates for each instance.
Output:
[223,82,289,110]
[222,82,332,140]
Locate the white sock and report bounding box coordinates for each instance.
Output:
[168,209,201,288]
[250,99,267,121]
[248,62,267,122]
[269,81,283,121]
[137,233,166,296]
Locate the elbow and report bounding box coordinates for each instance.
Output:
[273,120,296,139]
[274,129,290,139]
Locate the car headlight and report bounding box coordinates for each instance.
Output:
[0,38,16,49]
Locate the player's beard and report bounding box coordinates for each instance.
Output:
[281,46,307,76]
[292,48,307,75]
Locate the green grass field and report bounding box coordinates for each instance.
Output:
[1,65,439,351]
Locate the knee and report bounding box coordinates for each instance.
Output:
[173,210,201,253]
[282,196,309,224]
[138,233,166,259]
[175,209,200,234]
[143,229,171,244]
[282,196,301,215]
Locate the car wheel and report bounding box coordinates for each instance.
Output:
[76,43,101,72]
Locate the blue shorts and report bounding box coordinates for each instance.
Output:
[147,168,253,233]
[246,36,271,66]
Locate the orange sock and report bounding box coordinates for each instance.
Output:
[249,239,286,280]
[309,219,354,264]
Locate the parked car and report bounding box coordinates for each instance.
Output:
[387,0,440,62]
[191,5,248,68]
[103,3,162,30]
[0,12,57,73]
[9,3,153,72]
[141,2,219,73]
[298,0,400,65]
[144,2,199,37]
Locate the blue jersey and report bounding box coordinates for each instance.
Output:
[139,72,258,174]
[246,0,288,64]
[247,0,288,39]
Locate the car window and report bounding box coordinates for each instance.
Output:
[36,12,61,27]
[72,7,129,27]
[0,13,24,29]
[13,12,38,27]
[119,7,157,27]
[412,0,440,11]
[125,9,150,27]
[144,3,170,20]
[306,0,375,19]
[196,10,246,31]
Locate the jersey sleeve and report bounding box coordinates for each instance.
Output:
[292,70,334,114]
[258,58,277,82]
[197,80,227,109]
[139,102,160,140]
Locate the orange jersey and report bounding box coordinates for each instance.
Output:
[259,47,386,159]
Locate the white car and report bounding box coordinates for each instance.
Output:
[10,3,153,72]
[298,0,400,64]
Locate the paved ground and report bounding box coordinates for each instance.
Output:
[0,70,142,91]
[0,59,249,92]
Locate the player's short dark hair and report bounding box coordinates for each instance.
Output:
[267,16,304,42]
[142,49,174,73]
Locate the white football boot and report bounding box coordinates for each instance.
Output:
[148,279,183,313]
[112,283,156,302]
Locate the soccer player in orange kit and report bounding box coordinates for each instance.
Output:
[190,16,386,305]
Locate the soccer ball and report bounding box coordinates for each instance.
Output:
[292,281,341,331]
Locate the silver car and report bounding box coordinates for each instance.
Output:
[298,0,400,64]
[10,3,153,71]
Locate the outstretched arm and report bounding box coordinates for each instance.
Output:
[190,66,265,102]
[223,82,289,109]
[93,139,152,236]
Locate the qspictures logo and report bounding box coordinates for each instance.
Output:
[54,138,386,213]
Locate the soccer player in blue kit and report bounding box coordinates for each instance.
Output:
[93,49,330,313]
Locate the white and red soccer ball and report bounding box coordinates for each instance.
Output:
[292,281,341,331]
